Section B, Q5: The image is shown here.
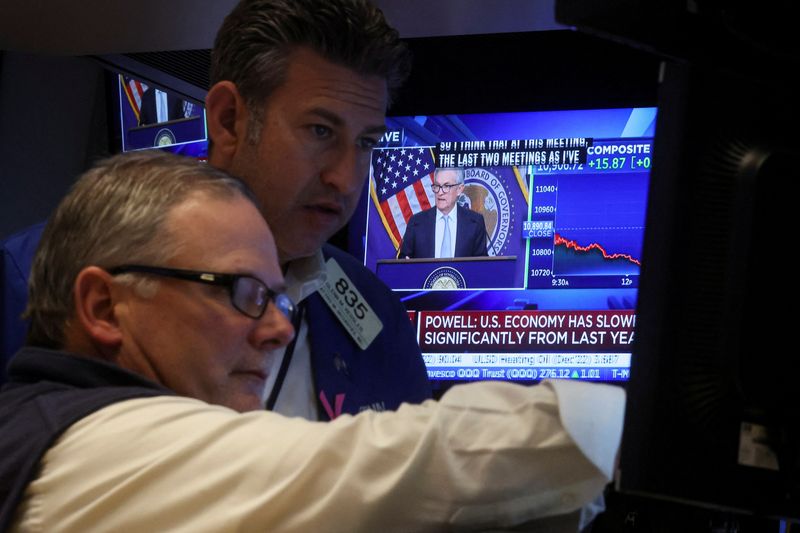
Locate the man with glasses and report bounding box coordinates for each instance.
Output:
[0,150,625,531]
[6,151,296,414]
[399,167,489,259]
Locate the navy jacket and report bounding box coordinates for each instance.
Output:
[398,205,488,259]
[0,348,171,531]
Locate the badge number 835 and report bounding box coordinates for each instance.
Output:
[335,277,367,320]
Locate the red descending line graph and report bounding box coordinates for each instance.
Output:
[553,233,641,276]
[554,233,641,265]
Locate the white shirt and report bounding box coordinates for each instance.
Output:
[262,251,326,420]
[155,89,169,123]
[12,379,624,533]
[434,207,458,259]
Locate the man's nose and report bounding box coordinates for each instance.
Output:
[250,302,295,351]
[320,144,366,196]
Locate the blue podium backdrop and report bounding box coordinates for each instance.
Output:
[377,257,517,290]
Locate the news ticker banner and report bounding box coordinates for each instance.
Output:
[437,137,653,174]
[415,309,635,382]
[437,137,589,168]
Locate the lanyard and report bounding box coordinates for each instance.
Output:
[265,303,306,411]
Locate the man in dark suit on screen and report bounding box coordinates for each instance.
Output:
[138,87,196,127]
[399,167,488,259]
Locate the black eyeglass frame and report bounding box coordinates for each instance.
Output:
[430,183,462,193]
[107,264,296,322]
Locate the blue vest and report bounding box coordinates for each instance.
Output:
[307,245,431,419]
[0,347,171,531]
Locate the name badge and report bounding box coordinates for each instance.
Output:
[318,258,383,350]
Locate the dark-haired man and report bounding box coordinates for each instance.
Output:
[203,0,432,418]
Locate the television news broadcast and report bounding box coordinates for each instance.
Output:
[357,107,656,393]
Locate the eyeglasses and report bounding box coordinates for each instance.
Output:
[431,183,460,193]
[107,265,296,322]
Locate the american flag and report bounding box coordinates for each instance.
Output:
[370,146,437,248]
[120,75,148,123]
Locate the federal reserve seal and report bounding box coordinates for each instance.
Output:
[154,128,177,147]
[462,167,517,256]
[423,267,467,290]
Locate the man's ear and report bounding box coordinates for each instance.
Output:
[205,81,250,167]
[72,266,124,350]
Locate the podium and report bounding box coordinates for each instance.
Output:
[376,256,517,290]
[126,115,205,150]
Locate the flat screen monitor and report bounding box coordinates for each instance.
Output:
[616,60,799,523]
[550,1,799,522]
[351,106,657,394]
[116,74,208,157]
